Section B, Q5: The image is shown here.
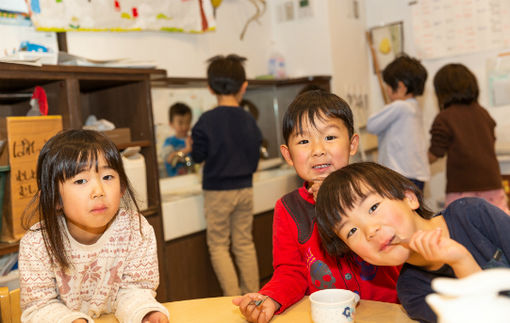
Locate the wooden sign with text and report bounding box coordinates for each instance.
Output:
[1,116,62,241]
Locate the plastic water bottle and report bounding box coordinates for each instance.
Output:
[268,52,286,79]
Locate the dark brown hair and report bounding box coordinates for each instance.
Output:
[433,63,479,110]
[207,54,247,95]
[316,162,434,257]
[383,54,427,96]
[282,90,354,145]
[169,102,192,123]
[24,129,141,270]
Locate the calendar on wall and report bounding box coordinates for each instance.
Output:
[411,0,510,59]
[27,0,215,33]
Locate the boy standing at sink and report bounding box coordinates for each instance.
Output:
[233,90,400,322]
[161,102,193,177]
[191,54,262,296]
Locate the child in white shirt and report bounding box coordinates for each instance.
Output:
[367,55,429,191]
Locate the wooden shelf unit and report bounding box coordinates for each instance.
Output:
[0,63,169,301]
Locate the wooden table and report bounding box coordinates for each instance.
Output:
[95,296,417,323]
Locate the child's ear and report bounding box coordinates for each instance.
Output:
[397,81,408,95]
[240,81,248,94]
[349,134,360,156]
[404,190,420,210]
[280,144,294,167]
[236,81,249,101]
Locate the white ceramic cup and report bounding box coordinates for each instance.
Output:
[309,289,360,323]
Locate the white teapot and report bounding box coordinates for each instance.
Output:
[426,268,510,323]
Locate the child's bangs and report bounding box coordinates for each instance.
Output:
[293,107,331,137]
[336,178,372,218]
[59,143,112,181]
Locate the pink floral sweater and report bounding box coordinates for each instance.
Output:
[19,209,169,323]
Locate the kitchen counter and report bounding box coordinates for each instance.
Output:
[159,160,301,241]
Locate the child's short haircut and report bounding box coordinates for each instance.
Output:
[169,102,192,123]
[282,90,354,145]
[383,54,427,96]
[433,63,479,110]
[298,83,327,95]
[207,54,247,95]
[316,162,434,257]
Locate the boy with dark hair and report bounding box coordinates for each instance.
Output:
[315,161,510,322]
[367,54,429,191]
[191,54,262,296]
[161,102,193,177]
[233,90,400,323]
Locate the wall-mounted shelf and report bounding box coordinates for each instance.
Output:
[151,75,331,89]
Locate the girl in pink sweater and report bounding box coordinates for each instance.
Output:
[19,129,168,323]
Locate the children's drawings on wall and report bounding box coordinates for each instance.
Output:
[369,21,403,73]
[27,0,215,33]
[411,0,510,59]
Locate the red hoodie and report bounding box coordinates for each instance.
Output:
[259,184,401,314]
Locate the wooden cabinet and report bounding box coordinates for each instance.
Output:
[163,210,274,301]
[0,63,169,301]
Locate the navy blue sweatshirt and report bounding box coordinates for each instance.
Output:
[191,105,262,190]
[397,198,510,323]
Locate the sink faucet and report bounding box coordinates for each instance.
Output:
[170,151,196,173]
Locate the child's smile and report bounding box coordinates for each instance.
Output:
[336,190,419,266]
[280,114,358,184]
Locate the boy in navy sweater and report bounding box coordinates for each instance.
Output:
[191,54,262,296]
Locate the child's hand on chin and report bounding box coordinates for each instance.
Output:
[142,311,169,323]
[409,228,481,276]
[307,176,326,200]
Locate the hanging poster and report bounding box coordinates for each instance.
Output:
[411,0,510,59]
[27,0,215,33]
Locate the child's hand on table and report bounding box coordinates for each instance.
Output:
[142,311,169,323]
[232,293,280,323]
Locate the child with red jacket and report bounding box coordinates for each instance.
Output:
[232,90,400,322]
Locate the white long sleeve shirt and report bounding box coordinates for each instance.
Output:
[19,209,169,323]
[366,98,430,182]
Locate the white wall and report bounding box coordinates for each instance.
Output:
[266,0,333,78]
[327,0,368,95]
